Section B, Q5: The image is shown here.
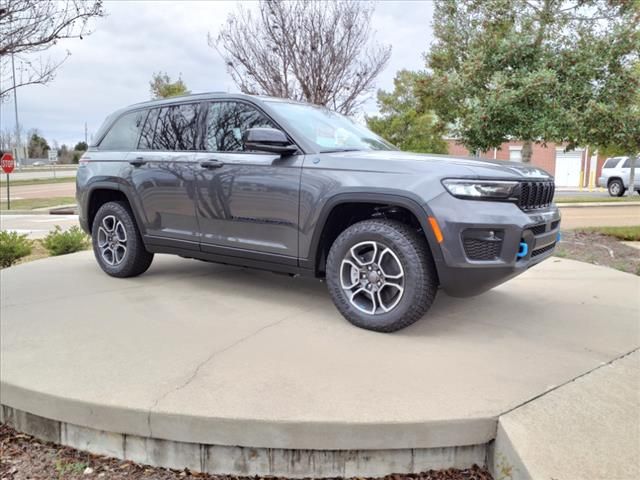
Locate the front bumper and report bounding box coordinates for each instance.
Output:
[426,193,561,297]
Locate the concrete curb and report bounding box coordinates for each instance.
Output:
[490,350,640,480]
[0,405,488,477]
[0,381,496,451]
[0,204,77,215]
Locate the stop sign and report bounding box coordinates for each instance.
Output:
[1,152,15,174]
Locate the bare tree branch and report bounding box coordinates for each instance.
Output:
[211,0,391,115]
[0,0,104,98]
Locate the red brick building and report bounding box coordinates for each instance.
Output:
[446,140,607,188]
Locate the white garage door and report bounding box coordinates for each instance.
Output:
[555,150,583,187]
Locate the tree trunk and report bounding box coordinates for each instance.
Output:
[521,141,533,163]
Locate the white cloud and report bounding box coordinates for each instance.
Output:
[0,0,433,147]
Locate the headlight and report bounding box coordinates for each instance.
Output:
[442,179,518,199]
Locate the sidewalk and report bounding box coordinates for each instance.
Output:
[0,213,79,239]
[492,350,640,480]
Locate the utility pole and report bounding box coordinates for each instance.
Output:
[11,53,22,170]
[628,157,637,197]
[84,122,88,144]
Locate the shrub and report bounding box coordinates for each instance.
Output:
[43,226,90,256]
[0,231,33,268]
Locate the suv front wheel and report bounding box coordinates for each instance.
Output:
[92,201,154,277]
[326,219,438,332]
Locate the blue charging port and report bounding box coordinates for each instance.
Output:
[517,242,528,259]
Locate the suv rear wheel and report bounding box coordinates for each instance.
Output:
[608,179,625,197]
[92,201,154,277]
[326,219,438,332]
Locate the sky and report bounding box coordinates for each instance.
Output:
[0,0,435,148]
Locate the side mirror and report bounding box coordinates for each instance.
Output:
[243,128,298,156]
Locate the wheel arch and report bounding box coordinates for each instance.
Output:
[305,192,444,278]
[607,176,624,187]
[86,183,145,235]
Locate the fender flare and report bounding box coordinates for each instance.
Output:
[303,191,445,275]
[84,180,147,236]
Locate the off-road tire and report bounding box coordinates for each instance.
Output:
[608,179,625,197]
[92,201,154,278]
[326,219,438,332]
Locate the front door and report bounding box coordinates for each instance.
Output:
[193,101,303,260]
[127,103,202,248]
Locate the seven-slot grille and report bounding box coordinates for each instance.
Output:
[517,181,555,211]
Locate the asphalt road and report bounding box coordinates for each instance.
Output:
[559,205,640,229]
[1,168,77,182]
[0,182,76,200]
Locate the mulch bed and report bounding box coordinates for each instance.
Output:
[556,231,640,275]
[0,424,492,480]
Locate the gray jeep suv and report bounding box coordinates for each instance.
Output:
[77,93,561,332]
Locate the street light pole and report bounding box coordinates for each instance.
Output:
[11,53,22,170]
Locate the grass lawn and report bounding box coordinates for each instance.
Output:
[0,196,76,211]
[577,225,640,241]
[0,176,76,187]
[555,195,640,203]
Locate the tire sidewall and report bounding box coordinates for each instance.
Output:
[326,224,429,331]
[92,202,143,276]
[609,180,623,197]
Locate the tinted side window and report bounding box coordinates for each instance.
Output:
[152,103,202,151]
[99,111,145,150]
[602,158,619,169]
[622,157,640,168]
[205,101,276,152]
[138,108,160,150]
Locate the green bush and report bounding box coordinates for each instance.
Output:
[43,226,90,256]
[0,231,33,268]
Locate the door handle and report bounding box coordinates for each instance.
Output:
[129,157,147,167]
[200,159,225,169]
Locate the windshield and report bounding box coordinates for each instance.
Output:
[266,101,395,152]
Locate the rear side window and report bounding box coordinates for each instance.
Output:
[622,157,640,168]
[151,103,202,151]
[205,101,276,152]
[603,158,622,169]
[99,111,145,150]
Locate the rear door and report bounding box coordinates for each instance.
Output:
[193,100,303,260]
[127,103,203,249]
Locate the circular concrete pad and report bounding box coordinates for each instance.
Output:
[2,253,639,454]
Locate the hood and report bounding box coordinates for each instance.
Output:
[331,150,553,180]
